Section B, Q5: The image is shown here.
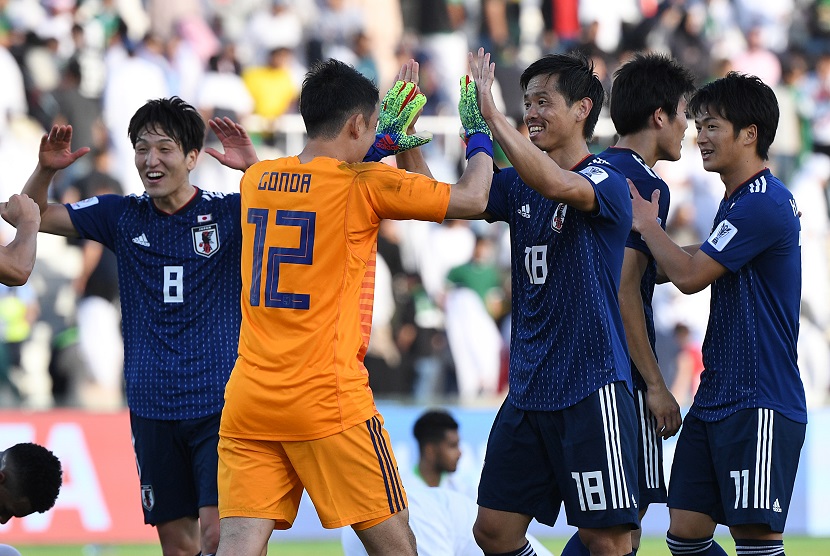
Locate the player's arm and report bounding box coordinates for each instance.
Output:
[394,60,434,179]
[0,194,41,286]
[631,184,726,293]
[396,58,493,219]
[21,125,87,237]
[469,48,598,213]
[619,247,681,438]
[445,62,496,218]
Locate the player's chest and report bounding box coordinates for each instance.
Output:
[117,210,239,262]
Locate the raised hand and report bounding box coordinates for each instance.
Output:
[205,117,260,171]
[458,75,491,141]
[39,125,90,171]
[467,47,497,122]
[363,66,433,162]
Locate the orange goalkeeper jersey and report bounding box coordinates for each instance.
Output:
[221,156,451,441]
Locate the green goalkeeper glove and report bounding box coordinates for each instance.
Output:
[458,76,493,160]
[364,81,433,162]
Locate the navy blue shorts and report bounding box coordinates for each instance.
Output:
[130,411,221,525]
[477,382,640,530]
[667,408,805,532]
[634,388,667,508]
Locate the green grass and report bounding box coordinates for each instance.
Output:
[13,536,830,555]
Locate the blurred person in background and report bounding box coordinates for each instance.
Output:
[0,442,62,523]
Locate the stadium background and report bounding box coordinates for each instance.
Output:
[0,0,829,552]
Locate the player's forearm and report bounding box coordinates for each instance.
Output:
[619,286,667,390]
[396,148,433,179]
[484,112,594,210]
[2,220,39,285]
[445,152,493,219]
[22,164,57,213]
[637,221,703,293]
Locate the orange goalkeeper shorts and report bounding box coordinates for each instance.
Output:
[218,414,407,530]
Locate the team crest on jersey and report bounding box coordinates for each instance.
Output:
[141,484,155,511]
[192,223,220,257]
[551,203,567,232]
[578,165,609,184]
[707,219,737,252]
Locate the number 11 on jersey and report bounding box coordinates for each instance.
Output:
[247,208,316,309]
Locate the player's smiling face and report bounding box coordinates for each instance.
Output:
[523,74,578,151]
[694,107,739,175]
[134,126,198,208]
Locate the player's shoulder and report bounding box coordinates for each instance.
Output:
[736,171,795,212]
[576,154,627,188]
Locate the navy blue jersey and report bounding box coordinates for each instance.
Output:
[66,189,242,420]
[485,155,632,410]
[600,147,671,391]
[696,169,806,423]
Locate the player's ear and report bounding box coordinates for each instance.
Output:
[653,107,665,128]
[743,124,758,145]
[186,148,199,171]
[575,97,593,123]
[346,113,363,139]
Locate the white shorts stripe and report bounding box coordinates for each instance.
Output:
[753,408,773,509]
[637,390,660,489]
[599,384,631,509]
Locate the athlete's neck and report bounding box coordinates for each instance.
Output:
[546,141,591,172]
[614,134,658,167]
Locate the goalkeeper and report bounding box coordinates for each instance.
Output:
[205,57,494,556]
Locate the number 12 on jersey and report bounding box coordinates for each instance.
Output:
[247,208,316,309]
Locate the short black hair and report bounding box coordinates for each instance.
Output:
[413,409,459,450]
[128,96,205,156]
[299,58,379,140]
[688,72,779,160]
[610,53,696,136]
[6,443,62,513]
[520,53,605,140]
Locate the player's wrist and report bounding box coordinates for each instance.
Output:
[465,133,493,160]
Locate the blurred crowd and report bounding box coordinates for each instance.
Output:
[0,0,829,411]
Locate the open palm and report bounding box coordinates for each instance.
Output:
[39,125,90,171]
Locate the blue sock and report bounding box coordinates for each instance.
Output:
[484,540,537,556]
[561,532,590,556]
[734,538,784,555]
[666,532,729,555]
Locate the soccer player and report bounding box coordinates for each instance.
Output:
[16,98,244,556]
[212,59,494,556]
[630,72,806,556]
[0,194,42,286]
[408,48,638,556]
[0,442,62,523]
[562,53,696,556]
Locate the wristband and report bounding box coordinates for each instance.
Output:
[465,133,494,160]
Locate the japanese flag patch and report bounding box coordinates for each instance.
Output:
[707,219,737,251]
